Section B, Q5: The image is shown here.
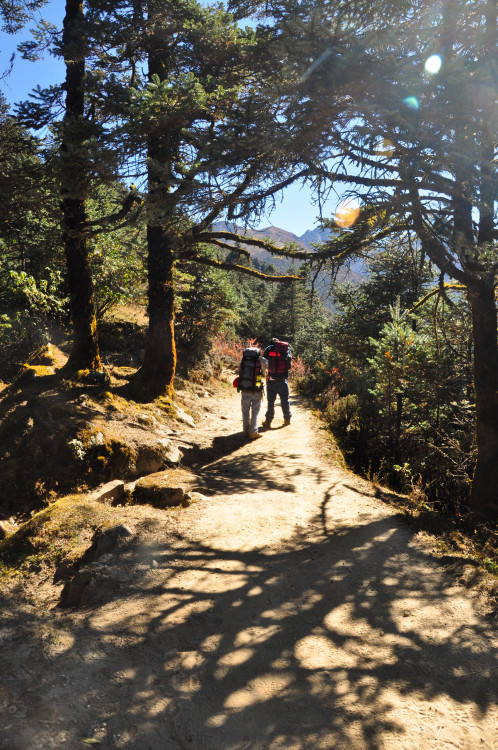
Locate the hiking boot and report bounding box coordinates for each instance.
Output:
[261,420,272,428]
[283,418,291,426]
[249,432,262,440]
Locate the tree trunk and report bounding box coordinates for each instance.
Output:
[61,0,101,371]
[468,0,497,523]
[128,225,177,400]
[467,280,498,523]
[63,195,101,370]
[394,390,402,467]
[128,24,177,400]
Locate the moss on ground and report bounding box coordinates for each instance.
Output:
[0,496,122,581]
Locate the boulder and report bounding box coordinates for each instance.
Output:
[82,523,134,563]
[59,559,123,608]
[156,438,182,464]
[60,565,99,607]
[174,405,196,428]
[131,468,203,508]
[138,412,157,427]
[87,480,125,506]
[135,439,191,475]
[135,444,167,475]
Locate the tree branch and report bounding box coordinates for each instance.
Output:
[409,284,466,313]
[86,189,143,233]
[182,251,302,281]
[198,238,252,258]
[194,167,310,233]
[195,230,309,258]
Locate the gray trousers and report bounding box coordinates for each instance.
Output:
[241,390,263,435]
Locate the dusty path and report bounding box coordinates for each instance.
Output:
[1,390,497,749]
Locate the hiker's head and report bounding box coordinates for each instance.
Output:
[271,338,279,344]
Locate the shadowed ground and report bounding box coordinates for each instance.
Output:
[1,390,497,749]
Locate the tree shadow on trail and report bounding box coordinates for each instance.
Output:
[198,445,328,496]
[190,431,254,468]
[2,487,497,750]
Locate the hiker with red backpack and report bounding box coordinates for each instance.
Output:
[261,338,292,428]
[235,345,268,440]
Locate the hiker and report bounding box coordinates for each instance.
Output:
[236,345,268,439]
[261,338,292,428]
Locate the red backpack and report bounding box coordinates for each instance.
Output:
[267,340,291,377]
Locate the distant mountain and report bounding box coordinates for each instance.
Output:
[212,221,363,290]
[299,227,334,246]
[215,222,326,253]
[214,221,307,254]
[212,222,308,271]
[301,227,366,277]
[244,225,310,251]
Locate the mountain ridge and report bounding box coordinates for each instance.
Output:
[212,223,364,280]
[213,222,334,249]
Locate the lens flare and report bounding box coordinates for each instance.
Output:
[300,47,333,81]
[425,55,442,74]
[402,96,419,110]
[334,199,361,228]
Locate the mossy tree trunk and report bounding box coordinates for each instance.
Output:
[129,224,177,400]
[61,0,101,371]
[128,25,176,400]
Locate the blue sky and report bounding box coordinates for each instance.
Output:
[0,1,64,99]
[0,0,337,236]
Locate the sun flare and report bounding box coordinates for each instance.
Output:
[335,198,361,228]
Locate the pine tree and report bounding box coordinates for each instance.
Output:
[0,0,44,33]
[86,0,312,399]
[0,96,59,275]
[0,97,65,377]
[15,0,143,372]
[269,269,312,344]
[276,0,497,521]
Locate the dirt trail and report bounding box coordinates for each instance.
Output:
[1,390,497,749]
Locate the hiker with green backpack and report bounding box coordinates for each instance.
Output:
[261,338,292,428]
[234,345,268,440]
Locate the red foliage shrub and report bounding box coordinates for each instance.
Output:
[288,354,309,380]
[212,334,262,366]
